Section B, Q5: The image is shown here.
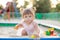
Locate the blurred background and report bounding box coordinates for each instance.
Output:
[0,0,60,21]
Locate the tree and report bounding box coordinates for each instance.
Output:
[0,5,3,9]
[33,0,51,13]
[0,5,3,14]
[24,1,29,8]
[56,3,60,12]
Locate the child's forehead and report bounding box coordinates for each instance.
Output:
[23,9,33,16]
[23,13,33,16]
[23,9,32,14]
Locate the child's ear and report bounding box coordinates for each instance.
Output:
[30,7,36,14]
[32,7,36,12]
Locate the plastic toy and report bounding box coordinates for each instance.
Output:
[46,31,50,36]
[44,28,56,36]
[50,33,56,36]
[48,28,54,31]
[30,35,36,38]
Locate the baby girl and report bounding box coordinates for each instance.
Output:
[14,7,40,38]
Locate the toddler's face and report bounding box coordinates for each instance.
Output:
[23,14,34,23]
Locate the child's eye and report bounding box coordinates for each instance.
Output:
[25,16,27,18]
[29,16,31,18]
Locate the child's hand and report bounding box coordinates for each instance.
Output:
[14,24,23,30]
[14,26,18,30]
[14,25,19,30]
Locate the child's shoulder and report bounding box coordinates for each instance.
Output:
[17,20,26,25]
[18,20,24,24]
[17,22,23,25]
[33,21,38,25]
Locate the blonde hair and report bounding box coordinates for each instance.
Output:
[20,7,36,17]
[23,9,34,16]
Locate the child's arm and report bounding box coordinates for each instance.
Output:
[14,24,23,30]
[34,23,40,34]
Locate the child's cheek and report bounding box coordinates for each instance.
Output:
[24,18,33,22]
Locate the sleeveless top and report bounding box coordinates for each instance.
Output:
[21,21,39,35]
[17,21,39,35]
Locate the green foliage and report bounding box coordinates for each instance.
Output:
[24,1,29,8]
[56,3,60,12]
[33,0,51,13]
[50,8,56,12]
[0,5,3,9]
